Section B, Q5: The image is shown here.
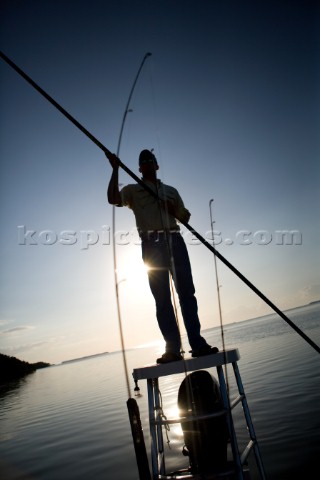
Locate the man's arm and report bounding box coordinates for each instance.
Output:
[106,153,122,205]
[165,189,191,224]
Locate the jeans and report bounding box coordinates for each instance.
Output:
[141,232,208,354]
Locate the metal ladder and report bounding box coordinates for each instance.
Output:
[132,349,266,479]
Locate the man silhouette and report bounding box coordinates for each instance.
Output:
[107,149,218,363]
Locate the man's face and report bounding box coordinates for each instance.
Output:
[139,157,159,174]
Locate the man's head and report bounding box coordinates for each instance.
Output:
[139,149,159,174]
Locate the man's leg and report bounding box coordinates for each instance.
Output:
[171,234,209,351]
[142,241,181,354]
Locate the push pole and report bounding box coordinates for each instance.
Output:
[1,50,319,355]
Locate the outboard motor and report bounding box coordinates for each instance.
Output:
[178,370,229,475]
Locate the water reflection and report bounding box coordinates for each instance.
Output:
[0,374,34,404]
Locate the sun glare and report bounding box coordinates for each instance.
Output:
[116,252,150,285]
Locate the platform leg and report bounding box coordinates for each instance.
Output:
[217,364,244,480]
[232,362,266,480]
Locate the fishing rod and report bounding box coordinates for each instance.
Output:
[209,199,229,389]
[113,53,153,480]
[1,50,319,355]
[209,199,224,341]
[112,52,152,399]
[116,52,151,155]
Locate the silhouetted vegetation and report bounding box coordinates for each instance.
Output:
[0,353,51,384]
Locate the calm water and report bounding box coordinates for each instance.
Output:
[1,303,319,479]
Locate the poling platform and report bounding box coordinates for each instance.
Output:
[132,349,266,480]
[133,349,240,381]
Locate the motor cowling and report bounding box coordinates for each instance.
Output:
[178,370,229,475]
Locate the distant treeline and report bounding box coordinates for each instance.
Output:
[0,353,50,384]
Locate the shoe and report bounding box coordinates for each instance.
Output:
[191,345,219,358]
[156,352,183,364]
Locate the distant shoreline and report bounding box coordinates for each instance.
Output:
[61,351,109,365]
[0,353,50,385]
[2,301,318,373]
[202,299,320,332]
[308,300,320,306]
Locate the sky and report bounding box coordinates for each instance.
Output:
[0,0,319,365]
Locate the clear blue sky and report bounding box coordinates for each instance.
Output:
[1,0,319,364]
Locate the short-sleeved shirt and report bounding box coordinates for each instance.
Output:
[120,179,190,233]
